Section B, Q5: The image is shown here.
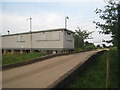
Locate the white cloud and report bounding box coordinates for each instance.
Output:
[0,15,2,35]
[46,13,62,23]
[2,12,65,35]
[2,14,28,34]
[2,12,112,46]
[1,0,105,3]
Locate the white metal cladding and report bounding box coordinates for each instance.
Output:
[63,31,74,49]
[32,31,63,49]
[2,29,74,50]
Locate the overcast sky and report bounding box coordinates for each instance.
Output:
[0,0,113,46]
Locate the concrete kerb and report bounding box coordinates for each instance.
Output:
[48,50,106,89]
[2,50,89,70]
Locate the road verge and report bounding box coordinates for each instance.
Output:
[49,50,106,88]
[2,50,89,70]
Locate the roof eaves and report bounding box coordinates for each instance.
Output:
[2,28,75,37]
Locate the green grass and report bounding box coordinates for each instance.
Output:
[67,48,118,88]
[75,48,84,52]
[109,47,118,88]
[2,52,47,65]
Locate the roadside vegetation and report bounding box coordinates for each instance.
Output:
[67,47,118,88]
[74,27,96,52]
[2,52,47,65]
[94,1,120,86]
[109,48,118,88]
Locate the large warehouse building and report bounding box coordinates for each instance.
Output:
[2,28,75,54]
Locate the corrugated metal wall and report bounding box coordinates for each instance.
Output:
[2,30,74,50]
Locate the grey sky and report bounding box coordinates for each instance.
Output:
[0,0,112,46]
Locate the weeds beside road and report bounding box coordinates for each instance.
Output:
[2,52,47,65]
[67,48,118,88]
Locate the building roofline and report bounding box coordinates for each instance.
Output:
[2,28,75,37]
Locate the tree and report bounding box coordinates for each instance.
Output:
[75,27,93,48]
[118,2,120,52]
[94,1,120,50]
[94,0,120,87]
[97,45,101,48]
[102,44,107,48]
[84,41,95,50]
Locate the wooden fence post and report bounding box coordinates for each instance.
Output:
[106,53,109,88]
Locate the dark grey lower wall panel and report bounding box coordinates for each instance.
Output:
[2,48,74,50]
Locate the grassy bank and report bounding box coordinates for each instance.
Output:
[2,52,47,65]
[67,48,118,88]
[109,48,118,88]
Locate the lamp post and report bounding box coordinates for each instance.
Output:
[27,17,32,53]
[7,30,10,35]
[27,17,32,32]
[65,16,69,29]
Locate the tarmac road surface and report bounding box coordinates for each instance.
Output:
[2,50,102,88]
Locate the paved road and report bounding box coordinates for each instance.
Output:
[2,50,101,88]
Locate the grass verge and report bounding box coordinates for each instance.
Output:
[2,52,47,65]
[109,48,118,88]
[67,48,118,88]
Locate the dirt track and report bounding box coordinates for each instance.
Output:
[2,50,101,88]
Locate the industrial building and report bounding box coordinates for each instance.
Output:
[2,28,75,54]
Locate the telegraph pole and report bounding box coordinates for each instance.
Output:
[27,17,32,53]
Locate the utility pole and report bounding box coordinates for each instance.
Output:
[27,17,32,53]
[65,16,69,29]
